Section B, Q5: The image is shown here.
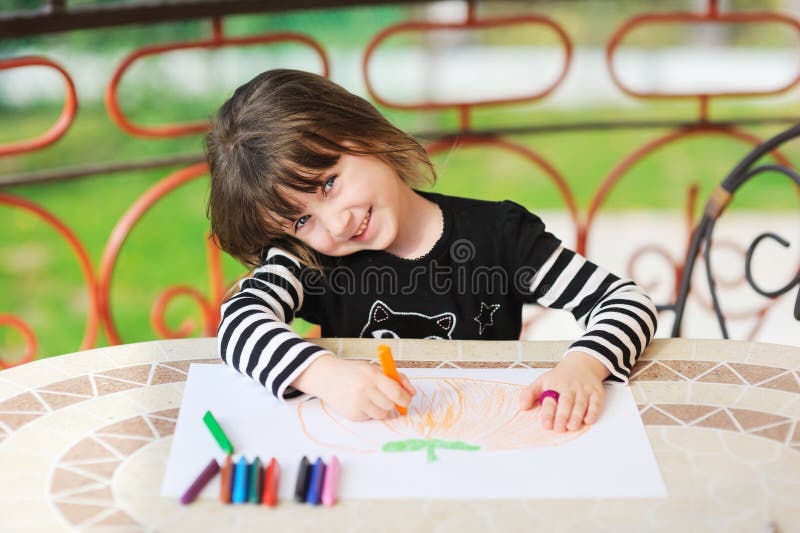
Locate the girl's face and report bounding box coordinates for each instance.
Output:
[283,153,404,257]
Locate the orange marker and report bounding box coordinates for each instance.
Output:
[220,455,232,503]
[377,344,407,416]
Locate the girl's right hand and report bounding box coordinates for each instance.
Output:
[293,355,416,421]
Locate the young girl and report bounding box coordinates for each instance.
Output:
[206,69,657,432]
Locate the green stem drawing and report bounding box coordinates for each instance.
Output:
[381,438,480,462]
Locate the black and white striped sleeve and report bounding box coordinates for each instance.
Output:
[527,245,658,383]
[216,248,332,402]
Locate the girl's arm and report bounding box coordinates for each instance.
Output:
[217,248,414,418]
[519,245,658,432]
[527,245,658,382]
[217,248,333,403]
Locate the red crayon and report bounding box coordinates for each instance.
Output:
[262,457,280,507]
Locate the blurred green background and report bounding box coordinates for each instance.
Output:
[1,0,799,361]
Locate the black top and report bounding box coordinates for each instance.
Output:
[294,191,561,340]
[221,191,657,401]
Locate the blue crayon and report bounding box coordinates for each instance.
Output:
[306,457,326,505]
[232,456,249,503]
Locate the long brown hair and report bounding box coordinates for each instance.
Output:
[206,69,436,269]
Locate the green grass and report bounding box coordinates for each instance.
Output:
[1,100,799,361]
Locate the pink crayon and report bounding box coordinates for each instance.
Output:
[321,456,340,507]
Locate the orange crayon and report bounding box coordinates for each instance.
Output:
[220,455,233,503]
[377,344,407,415]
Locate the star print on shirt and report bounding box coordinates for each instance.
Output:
[473,302,501,335]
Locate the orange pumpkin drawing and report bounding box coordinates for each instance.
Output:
[298,377,589,461]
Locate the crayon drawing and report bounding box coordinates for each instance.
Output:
[297,377,589,462]
[163,366,667,499]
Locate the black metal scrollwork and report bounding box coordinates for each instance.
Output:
[745,232,800,320]
[672,124,800,338]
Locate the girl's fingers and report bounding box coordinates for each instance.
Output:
[348,411,370,422]
[376,376,411,408]
[519,380,543,411]
[538,393,558,430]
[370,390,398,412]
[364,399,391,420]
[398,373,417,396]
[567,393,588,431]
[553,391,575,432]
[584,389,604,425]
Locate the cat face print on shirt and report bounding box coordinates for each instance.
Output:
[359,300,456,339]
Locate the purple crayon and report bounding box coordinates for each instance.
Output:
[180,458,220,505]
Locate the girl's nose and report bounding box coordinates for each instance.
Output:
[326,208,353,241]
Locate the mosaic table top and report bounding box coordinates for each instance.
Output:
[0,337,798,532]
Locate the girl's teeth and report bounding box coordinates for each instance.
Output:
[354,210,370,237]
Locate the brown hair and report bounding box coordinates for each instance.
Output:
[206,69,436,269]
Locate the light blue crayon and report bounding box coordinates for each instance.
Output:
[232,456,249,503]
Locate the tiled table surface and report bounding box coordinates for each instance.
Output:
[0,337,799,532]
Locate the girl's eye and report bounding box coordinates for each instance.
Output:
[294,215,310,232]
[322,175,337,195]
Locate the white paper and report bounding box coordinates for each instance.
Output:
[162,364,666,499]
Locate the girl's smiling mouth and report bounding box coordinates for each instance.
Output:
[352,207,372,239]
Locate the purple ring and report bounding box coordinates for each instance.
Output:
[539,389,560,403]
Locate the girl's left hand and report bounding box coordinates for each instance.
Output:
[519,350,610,432]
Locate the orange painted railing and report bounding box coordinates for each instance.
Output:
[2,0,799,366]
[106,18,330,138]
[0,56,77,157]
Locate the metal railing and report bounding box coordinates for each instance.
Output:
[1,0,798,365]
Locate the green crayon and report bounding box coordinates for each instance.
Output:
[202,410,234,454]
[248,456,263,503]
